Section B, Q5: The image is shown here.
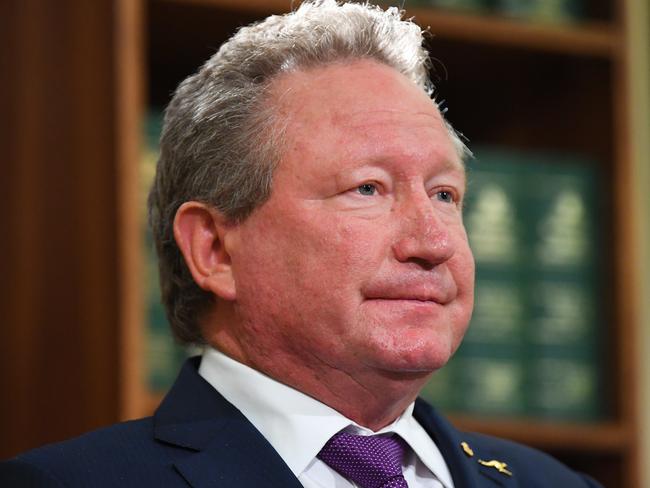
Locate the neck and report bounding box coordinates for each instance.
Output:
[286,365,430,430]
[202,312,431,431]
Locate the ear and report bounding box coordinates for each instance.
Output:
[173,202,237,301]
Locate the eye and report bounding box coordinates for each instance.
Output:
[436,190,455,204]
[357,183,377,196]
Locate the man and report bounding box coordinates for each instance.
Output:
[1,1,602,487]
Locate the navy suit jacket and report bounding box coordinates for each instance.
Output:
[1,357,602,487]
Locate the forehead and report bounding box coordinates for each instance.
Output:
[267,59,463,172]
[271,60,438,124]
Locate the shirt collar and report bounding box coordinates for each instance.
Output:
[198,347,453,487]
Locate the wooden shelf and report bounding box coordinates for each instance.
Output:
[412,8,619,58]
[157,0,621,58]
[450,415,631,452]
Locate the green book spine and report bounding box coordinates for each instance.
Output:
[522,155,603,421]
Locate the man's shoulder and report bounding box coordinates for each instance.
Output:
[16,416,153,460]
[414,399,602,487]
[0,417,182,487]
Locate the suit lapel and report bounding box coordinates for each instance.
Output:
[172,416,302,488]
[153,357,303,488]
[414,399,517,488]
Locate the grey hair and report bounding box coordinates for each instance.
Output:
[149,0,470,344]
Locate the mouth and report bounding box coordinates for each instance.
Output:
[361,278,458,306]
[366,296,440,304]
[363,289,454,306]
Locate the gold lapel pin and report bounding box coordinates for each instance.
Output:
[460,441,474,457]
[478,459,513,477]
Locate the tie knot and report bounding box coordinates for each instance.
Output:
[317,432,409,488]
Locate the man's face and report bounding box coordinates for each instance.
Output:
[226,60,474,380]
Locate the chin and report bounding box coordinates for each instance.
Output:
[366,339,455,375]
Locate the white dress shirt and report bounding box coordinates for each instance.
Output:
[198,348,454,488]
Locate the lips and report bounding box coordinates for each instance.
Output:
[362,277,457,305]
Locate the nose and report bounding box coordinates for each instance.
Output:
[391,192,455,268]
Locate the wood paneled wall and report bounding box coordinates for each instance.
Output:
[0,0,121,458]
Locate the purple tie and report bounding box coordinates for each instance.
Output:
[317,432,410,488]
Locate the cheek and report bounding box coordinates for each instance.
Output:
[234,214,380,307]
[284,216,383,283]
[328,221,381,266]
[231,215,385,358]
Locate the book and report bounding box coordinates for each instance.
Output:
[523,156,603,420]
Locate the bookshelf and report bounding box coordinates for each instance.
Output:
[113,0,640,487]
